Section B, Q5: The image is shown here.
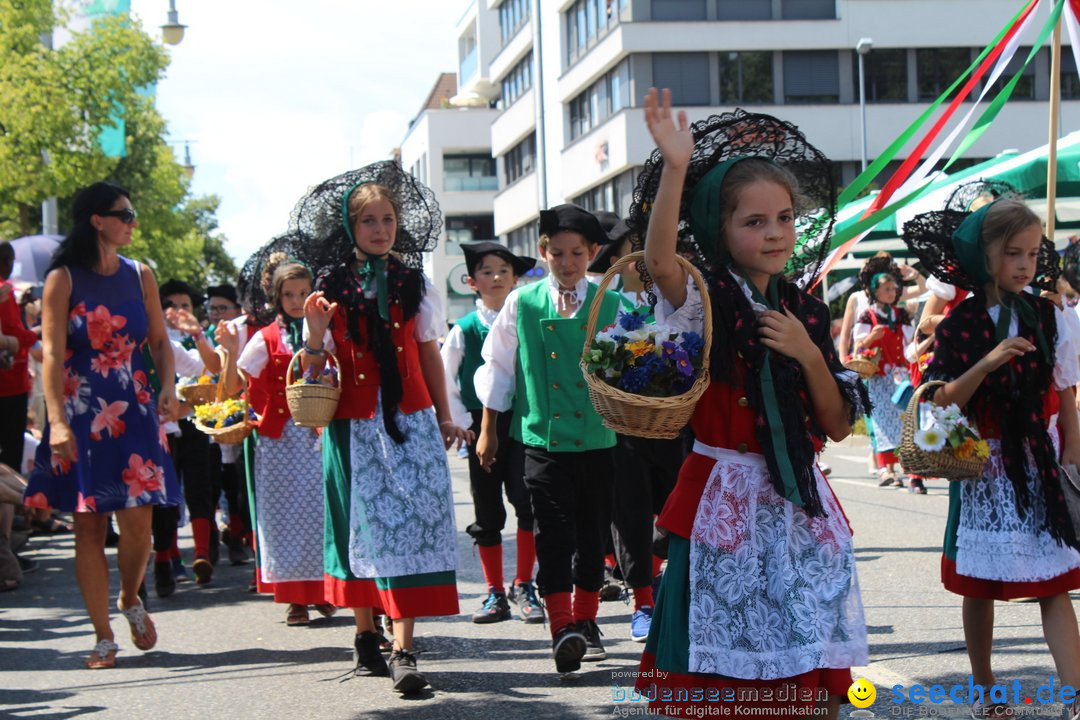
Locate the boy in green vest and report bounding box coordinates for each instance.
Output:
[440,242,542,626]
[475,205,623,674]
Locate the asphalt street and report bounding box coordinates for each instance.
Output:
[0,435,1075,720]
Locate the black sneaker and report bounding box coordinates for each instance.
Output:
[353,631,389,677]
[909,478,927,495]
[154,561,175,598]
[388,649,428,693]
[472,588,511,624]
[599,564,624,602]
[15,555,37,574]
[227,537,248,566]
[508,581,545,624]
[551,624,587,673]
[578,619,606,662]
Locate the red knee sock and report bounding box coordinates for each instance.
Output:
[191,518,212,561]
[633,585,654,611]
[573,586,599,623]
[514,529,535,585]
[546,592,573,636]
[477,544,504,593]
[604,553,616,569]
[154,550,170,563]
[229,513,245,537]
[652,554,664,578]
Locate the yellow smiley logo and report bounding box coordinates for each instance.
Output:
[847,678,876,708]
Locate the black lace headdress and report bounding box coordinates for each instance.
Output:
[236,232,309,328]
[1064,241,1080,295]
[944,179,1022,213]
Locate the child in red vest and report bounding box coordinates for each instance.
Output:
[441,242,543,625]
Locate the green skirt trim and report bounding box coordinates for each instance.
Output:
[644,533,691,674]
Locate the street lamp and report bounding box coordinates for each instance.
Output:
[161,0,186,45]
[856,37,873,172]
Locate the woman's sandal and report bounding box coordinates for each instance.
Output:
[85,639,119,669]
[970,701,1014,719]
[117,598,157,651]
[285,603,310,626]
[877,468,897,487]
[313,604,337,618]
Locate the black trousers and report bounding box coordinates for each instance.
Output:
[219,454,250,536]
[524,446,612,596]
[172,420,216,520]
[466,410,532,547]
[609,433,686,589]
[0,393,28,471]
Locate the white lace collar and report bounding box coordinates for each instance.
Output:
[727,268,769,314]
[547,274,589,315]
[475,299,500,329]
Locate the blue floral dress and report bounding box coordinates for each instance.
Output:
[24,257,179,513]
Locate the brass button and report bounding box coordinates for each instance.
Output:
[277,375,284,381]
[396,346,403,353]
[546,324,555,331]
[357,351,363,358]
[576,381,584,389]
[550,351,558,360]
[574,411,583,418]
[552,383,560,390]
[393,322,400,329]
[358,373,366,380]
[277,408,285,414]
[580,324,587,331]
[736,442,748,453]
[553,413,561,419]
[737,396,749,408]
[575,440,583,447]
[551,439,559,447]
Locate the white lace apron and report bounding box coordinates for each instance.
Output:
[688,441,868,679]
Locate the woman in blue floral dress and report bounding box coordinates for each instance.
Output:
[24,182,179,669]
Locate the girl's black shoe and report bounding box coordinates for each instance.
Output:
[353,631,389,677]
[388,649,428,693]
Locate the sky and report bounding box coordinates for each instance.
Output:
[127,0,465,265]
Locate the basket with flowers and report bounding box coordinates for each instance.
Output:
[178,374,219,406]
[580,252,711,439]
[192,397,256,445]
[285,351,341,428]
[843,347,880,380]
[899,380,988,480]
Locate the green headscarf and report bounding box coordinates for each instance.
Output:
[689,155,803,508]
[951,200,1050,362]
[341,181,390,322]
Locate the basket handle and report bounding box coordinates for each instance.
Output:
[579,251,713,374]
[286,349,341,387]
[904,380,945,426]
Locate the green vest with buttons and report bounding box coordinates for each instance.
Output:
[455,311,488,412]
[511,280,621,452]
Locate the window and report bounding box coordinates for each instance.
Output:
[1064,51,1080,100]
[504,134,536,185]
[566,0,621,64]
[718,51,773,104]
[652,0,706,21]
[652,53,710,106]
[506,220,539,258]
[916,48,972,101]
[499,0,530,47]
[446,215,496,255]
[501,52,533,108]
[571,169,637,214]
[568,58,633,140]
[781,0,836,19]
[717,0,770,19]
[443,154,497,192]
[459,31,478,83]
[983,47,1039,101]
[783,51,839,104]
[853,48,907,103]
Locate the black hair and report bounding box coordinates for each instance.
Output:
[48,181,130,273]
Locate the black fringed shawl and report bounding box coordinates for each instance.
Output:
[316,256,426,443]
[707,269,870,517]
[925,293,1079,551]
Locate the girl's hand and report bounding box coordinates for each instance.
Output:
[1062,443,1080,471]
[49,421,77,464]
[215,321,240,355]
[303,291,337,341]
[758,308,819,365]
[864,325,886,344]
[166,307,203,337]
[644,88,694,171]
[158,389,178,421]
[976,338,1034,375]
[439,420,474,451]
[476,429,498,472]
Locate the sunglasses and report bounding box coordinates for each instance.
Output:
[98,208,138,225]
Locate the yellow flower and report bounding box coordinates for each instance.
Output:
[974,441,990,459]
[196,375,212,385]
[626,340,654,358]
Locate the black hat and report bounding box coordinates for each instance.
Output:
[588,217,635,274]
[205,284,238,305]
[539,204,608,247]
[159,279,203,305]
[460,241,536,278]
[594,211,621,238]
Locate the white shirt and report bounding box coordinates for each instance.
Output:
[166,339,205,435]
[236,321,300,381]
[303,275,446,350]
[441,300,500,429]
[852,305,916,364]
[475,275,591,413]
[986,303,1080,391]
[926,275,957,302]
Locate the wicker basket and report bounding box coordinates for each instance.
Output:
[191,348,253,445]
[179,382,218,406]
[285,351,341,428]
[579,252,712,440]
[844,351,880,380]
[898,380,986,481]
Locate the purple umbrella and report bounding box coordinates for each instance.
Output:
[8,235,62,285]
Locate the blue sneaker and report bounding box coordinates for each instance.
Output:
[630,606,653,643]
[171,557,189,582]
[472,588,511,624]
